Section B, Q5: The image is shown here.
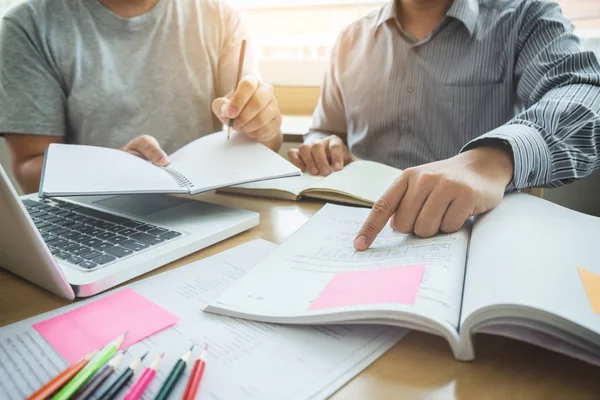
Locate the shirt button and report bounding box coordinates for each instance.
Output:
[407,86,414,93]
[527,171,536,183]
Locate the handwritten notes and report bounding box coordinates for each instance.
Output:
[578,267,600,315]
[33,289,179,363]
[309,265,425,310]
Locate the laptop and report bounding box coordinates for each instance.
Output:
[0,164,259,300]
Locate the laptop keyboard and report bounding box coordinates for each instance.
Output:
[22,198,183,271]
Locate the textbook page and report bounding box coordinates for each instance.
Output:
[40,144,183,196]
[0,240,405,400]
[209,204,470,330]
[169,131,301,193]
[461,193,600,337]
[306,161,401,204]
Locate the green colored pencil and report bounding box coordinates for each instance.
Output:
[154,345,194,400]
[52,332,128,400]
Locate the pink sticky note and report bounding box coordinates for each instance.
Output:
[309,265,425,310]
[33,288,179,363]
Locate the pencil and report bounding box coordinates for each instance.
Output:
[96,351,149,400]
[26,351,98,400]
[123,353,164,400]
[52,332,128,400]
[181,345,208,400]
[71,350,126,400]
[154,345,194,400]
[228,39,247,141]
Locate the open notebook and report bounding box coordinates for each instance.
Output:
[218,160,402,207]
[39,131,300,197]
[205,193,600,366]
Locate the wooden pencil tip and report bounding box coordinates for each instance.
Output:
[140,350,150,361]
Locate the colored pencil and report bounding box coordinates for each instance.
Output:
[71,350,126,400]
[26,351,98,400]
[123,353,164,400]
[227,39,247,140]
[52,332,128,400]
[96,351,149,400]
[181,345,208,400]
[154,345,194,400]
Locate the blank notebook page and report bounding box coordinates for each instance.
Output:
[41,144,183,195]
[169,131,301,192]
[309,161,402,203]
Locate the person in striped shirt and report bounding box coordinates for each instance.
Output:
[287,0,600,247]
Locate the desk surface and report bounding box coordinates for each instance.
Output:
[1,192,599,399]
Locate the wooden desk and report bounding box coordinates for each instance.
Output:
[1,192,599,399]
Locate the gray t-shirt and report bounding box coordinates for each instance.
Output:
[0,0,257,153]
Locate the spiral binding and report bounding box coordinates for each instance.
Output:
[163,167,195,189]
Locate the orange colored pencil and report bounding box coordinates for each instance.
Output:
[26,351,98,400]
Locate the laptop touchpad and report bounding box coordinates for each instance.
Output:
[92,194,191,217]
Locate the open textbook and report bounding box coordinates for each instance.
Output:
[39,131,300,197]
[206,193,600,366]
[219,160,402,207]
[0,240,406,400]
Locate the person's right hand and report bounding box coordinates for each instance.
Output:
[121,135,169,167]
[287,135,352,176]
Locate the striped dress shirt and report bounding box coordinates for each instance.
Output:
[307,0,600,189]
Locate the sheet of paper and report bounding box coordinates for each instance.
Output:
[32,288,179,364]
[210,204,470,329]
[0,240,406,400]
[169,131,301,193]
[310,265,425,310]
[578,267,600,315]
[41,144,182,196]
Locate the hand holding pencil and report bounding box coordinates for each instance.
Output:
[212,40,282,149]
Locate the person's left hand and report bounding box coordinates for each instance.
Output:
[212,76,282,143]
[353,146,515,251]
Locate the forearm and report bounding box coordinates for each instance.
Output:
[260,131,283,152]
[12,155,45,194]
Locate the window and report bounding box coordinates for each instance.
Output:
[557,0,600,55]
[0,0,14,15]
[230,1,386,86]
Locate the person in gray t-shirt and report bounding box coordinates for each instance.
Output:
[0,0,282,193]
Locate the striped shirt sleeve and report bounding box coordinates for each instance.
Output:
[462,1,600,190]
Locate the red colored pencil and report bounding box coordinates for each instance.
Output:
[182,345,208,400]
[26,351,98,400]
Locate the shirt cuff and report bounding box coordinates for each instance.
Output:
[460,121,552,190]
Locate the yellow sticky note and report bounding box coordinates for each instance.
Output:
[578,267,600,315]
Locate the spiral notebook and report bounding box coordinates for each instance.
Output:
[39,131,301,197]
